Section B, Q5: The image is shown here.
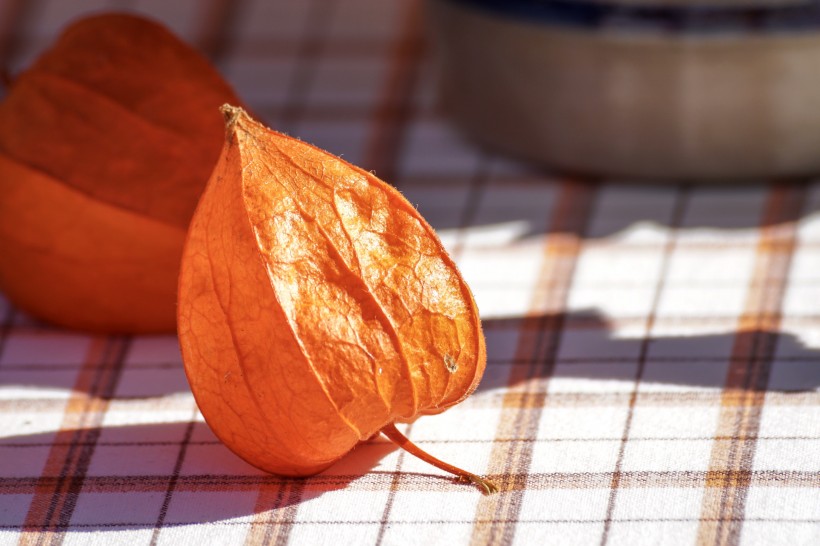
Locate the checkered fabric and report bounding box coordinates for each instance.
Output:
[1,1,819,545]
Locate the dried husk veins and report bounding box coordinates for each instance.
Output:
[0,13,240,332]
[178,106,486,476]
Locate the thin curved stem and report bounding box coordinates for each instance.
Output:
[381,422,498,495]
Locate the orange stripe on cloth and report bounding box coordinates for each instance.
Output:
[470,180,597,546]
[17,336,130,546]
[696,182,807,546]
[243,480,308,546]
[194,0,243,63]
[362,0,425,181]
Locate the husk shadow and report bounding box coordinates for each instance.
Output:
[0,421,401,532]
[477,310,820,394]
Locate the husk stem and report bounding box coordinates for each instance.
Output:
[381,422,498,495]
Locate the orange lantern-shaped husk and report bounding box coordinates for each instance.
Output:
[0,13,240,333]
[178,106,493,491]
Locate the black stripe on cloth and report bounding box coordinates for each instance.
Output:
[599,184,691,546]
[374,425,410,546]
[4,469,820,495]
[149,415,197,546]
[4,433,820,452]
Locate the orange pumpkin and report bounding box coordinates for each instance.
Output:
[0,13,240,333]
[178,106,493,492]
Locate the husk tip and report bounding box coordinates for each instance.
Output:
[220,104,245,134]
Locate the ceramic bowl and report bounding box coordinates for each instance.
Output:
[428,0,820,179]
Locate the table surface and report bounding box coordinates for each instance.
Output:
[1,1,819,545]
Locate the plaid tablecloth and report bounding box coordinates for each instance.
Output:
[1,1,819,545]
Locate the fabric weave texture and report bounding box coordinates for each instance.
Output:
[0,1,818,545]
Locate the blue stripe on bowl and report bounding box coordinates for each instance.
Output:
[442,0,820,34]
